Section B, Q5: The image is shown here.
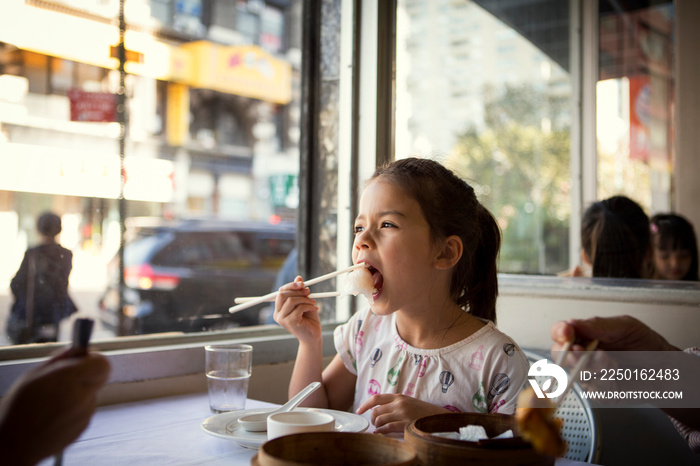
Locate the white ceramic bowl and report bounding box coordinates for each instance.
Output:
[267,411,335,440]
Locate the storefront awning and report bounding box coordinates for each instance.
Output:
[0,3,291,104]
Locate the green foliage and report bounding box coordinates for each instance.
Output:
[448,83,571,274]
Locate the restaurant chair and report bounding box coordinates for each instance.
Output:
[522,348,601,464]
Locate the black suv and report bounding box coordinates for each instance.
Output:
[98,218,295,335]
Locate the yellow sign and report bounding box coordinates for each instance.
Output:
[166,83,189,146]
[184,42,292,105]
[110,45,144,64]
[0,3,291,104]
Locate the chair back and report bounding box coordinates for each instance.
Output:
[522,348,601,463]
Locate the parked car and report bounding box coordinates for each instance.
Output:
[99,218,295,335]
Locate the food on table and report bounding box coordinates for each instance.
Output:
[432,424,514,441]
[515,387,566,457]
[459,424,488,441]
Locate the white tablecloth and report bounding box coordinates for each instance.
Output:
[39,392,595,465]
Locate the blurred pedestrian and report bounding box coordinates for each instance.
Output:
[650,213,699,281]
[7,212,77,344]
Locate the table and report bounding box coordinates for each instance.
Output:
[39,392,595,465]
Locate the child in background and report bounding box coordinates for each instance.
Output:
[579,195,652,278]
[274,157,528,434]
[650,213,699,281]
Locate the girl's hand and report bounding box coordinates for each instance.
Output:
[273,276,321,344]
[356,394,448,434]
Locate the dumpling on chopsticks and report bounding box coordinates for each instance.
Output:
[343,266,376,304]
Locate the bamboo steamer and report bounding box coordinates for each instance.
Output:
[255,432,416,466]
[404,413,555,466]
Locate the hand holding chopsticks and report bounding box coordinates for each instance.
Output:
[228,263,369,314]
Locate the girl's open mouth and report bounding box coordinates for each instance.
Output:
[368,265,383,298]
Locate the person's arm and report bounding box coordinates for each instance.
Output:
[274,276,332,407]
[551,316,699,430]
[320,355,356,411]
[0,349,110,465]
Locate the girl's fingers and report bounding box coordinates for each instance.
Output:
[356,393,391,414]
[275,298,319,329]
[374,420,405,434]
[274,282,313,317]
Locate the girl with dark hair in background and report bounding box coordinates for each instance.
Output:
[650,213,699,281]
[274,157,528,433]
[580,195,652,279]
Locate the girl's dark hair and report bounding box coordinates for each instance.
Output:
[371,157,501,323]
[650,213,699,281]
[581,196,650,278]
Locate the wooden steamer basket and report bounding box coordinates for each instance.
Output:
[404,413,555,466]
[254,432,417,466]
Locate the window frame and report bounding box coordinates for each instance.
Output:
[2,0,700,400]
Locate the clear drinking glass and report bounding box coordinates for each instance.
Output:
[205,344,253,413]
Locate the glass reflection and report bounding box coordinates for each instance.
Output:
[396,0,573,274]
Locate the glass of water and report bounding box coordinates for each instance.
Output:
[205,344,253,413]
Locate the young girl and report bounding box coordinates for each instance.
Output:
[274,157,528,433]
[650,213,699,281]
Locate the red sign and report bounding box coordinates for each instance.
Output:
[629,76,650,163]
[68,88,117,122]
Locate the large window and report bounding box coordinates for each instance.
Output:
[0,0,697,349]
[395,0,678,276]
[0,0,302,345]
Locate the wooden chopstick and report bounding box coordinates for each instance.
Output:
[555,339,599,407]
[228,263,367,314]
[554,341,572,366]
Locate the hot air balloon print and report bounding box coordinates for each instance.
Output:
[487,373,510,400]
[503,342,516,356]
[370,348,382,367]
[439,370,454,393]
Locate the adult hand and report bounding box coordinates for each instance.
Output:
[0,348,110,466]
[273,276,321,344]
[356,394,448,434]
[550,315,679,353]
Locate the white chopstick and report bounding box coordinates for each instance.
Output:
[228,263,367,314]
[234,291,342,303]
[555,339,599,407]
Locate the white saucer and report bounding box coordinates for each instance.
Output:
[201,407,370,449]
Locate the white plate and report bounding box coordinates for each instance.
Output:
[201,407,370,449]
